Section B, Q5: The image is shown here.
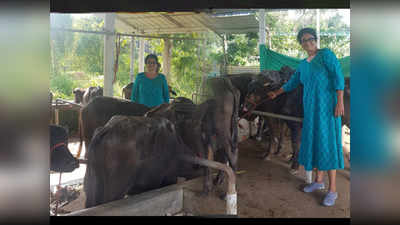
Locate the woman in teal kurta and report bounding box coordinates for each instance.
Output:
[268,28,345,207]
[131,54,170,107]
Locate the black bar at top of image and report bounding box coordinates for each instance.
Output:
[50,0,350,13]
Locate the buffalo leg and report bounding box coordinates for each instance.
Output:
[287,121,302,171]
[213,149,227,186]
[262,117,276,161]
[256,117,265,142]
[275,119,284,155]
[203,144,214,195]
[261,132,272,160]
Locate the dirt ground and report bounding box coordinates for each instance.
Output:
[234,137,350,218]
[53,132,350,218]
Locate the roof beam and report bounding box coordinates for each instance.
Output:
[160,14,184,28]
[192,14,223,39]
[50,27,205,40]
[116,15,143,33]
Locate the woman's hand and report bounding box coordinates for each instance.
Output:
[267,91,277,99]
[335,101,345,117]
[267,87,284,100]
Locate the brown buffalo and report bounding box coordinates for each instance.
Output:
[78,96,151,159]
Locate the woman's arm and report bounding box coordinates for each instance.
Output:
[335,90,344,117]
[324,49,345,91]
[268,87,284,99]
[323,49,345,117]
[268,69,300,99]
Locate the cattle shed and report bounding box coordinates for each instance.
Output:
[51,9,289,97]
[50,4,350,218]
[50,8,348,98]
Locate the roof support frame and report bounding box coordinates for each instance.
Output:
[50,27,205,41]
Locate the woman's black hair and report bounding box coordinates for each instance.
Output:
[145,54,158,64]
[297,27,317,44]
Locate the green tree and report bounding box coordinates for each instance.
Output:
[226,32,259,66]
[71,16,104,74]
[265,10,350,58]
[50,13,74,75]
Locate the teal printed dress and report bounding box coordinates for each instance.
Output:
[282,48,345,171]
[131,73,170,108]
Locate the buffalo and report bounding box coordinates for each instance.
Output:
[78,96,151,159]
[73,86,103,105]
[50,125,79,172]
[145,99,219,195]
[205,77,241,186]
[244,66,350,173]
[84,116,196,208]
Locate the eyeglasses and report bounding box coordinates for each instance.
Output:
[301,37,316,44]
[146,61,157,65]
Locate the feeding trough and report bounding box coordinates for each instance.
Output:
[63,157,237,217]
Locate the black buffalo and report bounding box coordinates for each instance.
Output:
[84,116,195,208]
[220,73,257,116]
[205,77,241,186]
[73,86,103,105]
[50,125,79,172]
[145,99,219,195]
[73,88,85,104]
[245,66,303,172]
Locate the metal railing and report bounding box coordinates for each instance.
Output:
[251,110,303,123]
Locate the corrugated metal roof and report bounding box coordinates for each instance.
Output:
[115,11,261,35]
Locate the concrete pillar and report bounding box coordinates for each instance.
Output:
[103,13,116,97]
[130,36,135,82]
[258,9,266,46]
[162,38,172,80]
[317,9,320,48]
[139,37,145,73]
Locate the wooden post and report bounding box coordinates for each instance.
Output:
[55,109,59,125]
[55,100,59,125]
[76,110,83,159]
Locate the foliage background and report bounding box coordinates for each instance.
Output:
[49,10,350,100]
